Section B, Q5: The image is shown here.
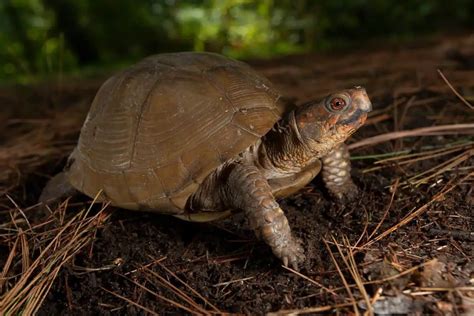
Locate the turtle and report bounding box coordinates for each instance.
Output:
[40,52,372,269]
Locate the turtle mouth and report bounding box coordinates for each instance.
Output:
[339,113,367,138]
[338,112,367,137]
[338,109,367,126]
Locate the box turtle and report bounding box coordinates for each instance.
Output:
[40,52,372,269]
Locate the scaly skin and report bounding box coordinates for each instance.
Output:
[322,143,359,201]
[225,163,305,269]
[188,87,372,269]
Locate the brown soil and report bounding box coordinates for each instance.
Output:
[1,35,473,315]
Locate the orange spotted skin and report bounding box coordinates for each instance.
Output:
[40,52,372,270]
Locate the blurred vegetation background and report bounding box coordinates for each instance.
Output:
[1,0,473,83]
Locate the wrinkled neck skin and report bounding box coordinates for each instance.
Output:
[245,110,341,178]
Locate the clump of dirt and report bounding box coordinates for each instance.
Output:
[1,35,473,315]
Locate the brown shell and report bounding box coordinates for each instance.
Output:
[67,52,287,213]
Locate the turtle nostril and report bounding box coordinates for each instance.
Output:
[361,101,372,113]
[366,101,373,112]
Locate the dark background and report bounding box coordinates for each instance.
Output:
[1,0,473,83]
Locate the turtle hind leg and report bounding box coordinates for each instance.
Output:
[39,172,77,207]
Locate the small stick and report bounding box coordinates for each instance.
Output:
[143,266,210,314]
[158,261,221,312]
[120,275,200,315]
[323,238,360,315]
[353,206,369,248]
[123,256,167,275]
[282,266,339,296]
[400,149,472,187]
[362,172,472,248]
[349,124,474,149]
[437,69,474,109]
[415,286,474,292]
[100,287,160,316]
[0,236,19,290]
[366,178,399,242]
[268,302,358,315]
[337,236,371,315]
[212,276,255,287]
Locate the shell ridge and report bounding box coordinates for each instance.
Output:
[202,67,239,114]
[129,73,163,169]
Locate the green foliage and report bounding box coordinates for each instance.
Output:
[175,0,311,58]
[0,0,473,83]
[0,0,76,83]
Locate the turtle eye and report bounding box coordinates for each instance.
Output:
[330,97,346,110]
[326,94,350,112]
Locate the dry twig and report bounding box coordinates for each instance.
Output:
[437,69,474,109]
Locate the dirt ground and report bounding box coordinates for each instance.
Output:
[1,34,473,315]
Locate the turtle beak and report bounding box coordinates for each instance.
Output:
[352,86,372,113]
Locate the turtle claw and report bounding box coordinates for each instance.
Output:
[291,262,299,271]
[332,181,360,203]
[275,237,305,271]
[288,257,300,271]
[282,256,299,271]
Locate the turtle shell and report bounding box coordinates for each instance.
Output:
[67,52,287,213]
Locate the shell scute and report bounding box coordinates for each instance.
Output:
[69,52,285,212]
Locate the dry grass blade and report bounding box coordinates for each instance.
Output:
[282,266,338,296]
[332,236,372,315]
[345,237,372,316]
[353,206,370,248]
[19,228,30,273]
[269,302,357,315]
[367,178,399,241]
[0,132,71,195]
[400,148,472,187]
[158,262,221,313]
[0,200,111,314]
[362,172,473,249]
[365,261,434,286]
[212,276,254,287]
[323,238,359,315]
[123,256,167,275]
[348,124,474,150]
[362,142,473,182]
[0,107,84,196]
[374,142,473,165]
[143,266,211,315]
[0,236,19,291]
[416,286,474,292]
[100,287,160,316]
[6,195,32,232]
[437,69,474,109]
[119,274,200,315]
[316,259,436,294]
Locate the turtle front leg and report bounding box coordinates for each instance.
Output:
[224,163,305,269]
[321,143,358,201]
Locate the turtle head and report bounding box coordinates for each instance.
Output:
[294,86,372,156]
